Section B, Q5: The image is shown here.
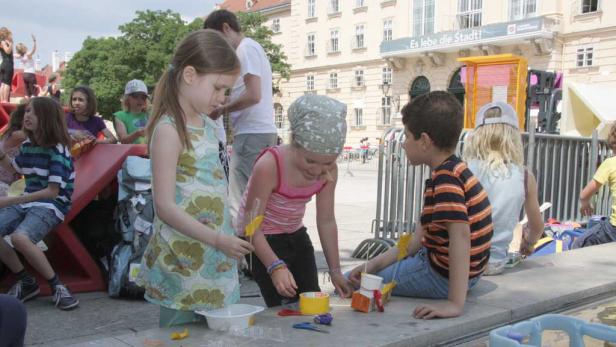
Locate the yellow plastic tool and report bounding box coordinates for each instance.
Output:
[244,215,263,237]
[396,233,412,261]
[383,233,413,295]
[170,328,189,340]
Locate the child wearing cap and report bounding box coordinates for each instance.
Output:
[349,91,492,319]
[113,80,149,144]
[237,94,354,307]
[463,102,543,274]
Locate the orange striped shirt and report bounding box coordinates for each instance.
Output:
[421,155,493,278]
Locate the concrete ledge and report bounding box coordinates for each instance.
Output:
[74,243,616,347]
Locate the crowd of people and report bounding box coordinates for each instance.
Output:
[0,8,615,344]
[0,27,59,104]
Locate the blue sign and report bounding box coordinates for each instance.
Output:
[381,16,546,55]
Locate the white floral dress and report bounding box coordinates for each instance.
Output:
[137,115,239,311]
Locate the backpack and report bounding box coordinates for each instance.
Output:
[108,156,154,298]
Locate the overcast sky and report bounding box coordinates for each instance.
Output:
[1,0,218,67]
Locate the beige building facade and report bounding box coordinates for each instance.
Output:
[221,0,616,144]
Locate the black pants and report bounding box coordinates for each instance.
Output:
[22,73,36,97]
[248,227,320,307]
[0,294,27,347]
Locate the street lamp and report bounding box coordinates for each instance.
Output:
[379,83,400,109]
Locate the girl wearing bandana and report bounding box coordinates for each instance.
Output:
[236,94,354,307]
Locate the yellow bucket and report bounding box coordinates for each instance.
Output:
[299,292,329,315]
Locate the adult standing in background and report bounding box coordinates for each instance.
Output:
[0,27,14,103]
[15,34,37,100]
[204,10,278,220]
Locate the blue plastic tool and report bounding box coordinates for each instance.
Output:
[293,322,330,334]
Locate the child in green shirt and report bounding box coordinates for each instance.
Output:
[113,79,149,144]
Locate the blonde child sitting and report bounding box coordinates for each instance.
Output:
[463,102,544,271]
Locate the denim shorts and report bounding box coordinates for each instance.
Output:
[375,247,480,299]
[0,205,61,244]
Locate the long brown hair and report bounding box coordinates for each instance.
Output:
[1,103,25,141]
[25,97,71,148]
[146,29,240,150]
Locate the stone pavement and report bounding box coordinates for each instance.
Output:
[19,159,616,346]
[66,243,616,346]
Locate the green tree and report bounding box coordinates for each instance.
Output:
[63,10,203,118]
[63,9,291,118]
[236,11,291,94]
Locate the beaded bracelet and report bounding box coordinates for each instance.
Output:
[267,259,286,275]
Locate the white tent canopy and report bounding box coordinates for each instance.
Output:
[561,81,616,138]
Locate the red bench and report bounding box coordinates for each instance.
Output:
[0,106,9,133]
[2,144,147,295]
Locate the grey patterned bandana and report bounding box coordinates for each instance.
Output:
[288,94,347,155]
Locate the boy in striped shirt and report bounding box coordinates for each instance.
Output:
[349,91,493,319]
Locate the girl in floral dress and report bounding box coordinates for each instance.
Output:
[137,29,254,327]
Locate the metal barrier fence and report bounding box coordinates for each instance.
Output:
[366,127,611,244]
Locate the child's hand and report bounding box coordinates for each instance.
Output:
[347,265,364,288]
[413,301,463,319]
[270,267,297,298]
[580,200,594,216]
[330,272,354,298]
[215,234,254,260]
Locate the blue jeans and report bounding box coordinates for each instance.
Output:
[376,248,480,299]
[0,205,61,243]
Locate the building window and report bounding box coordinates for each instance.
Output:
[271,18,280,33]
[458,0,482,29]
[383,19,393,41]
[354,108,364,126]
[306,33,316,56]
[355,70,365,87]
[329,0,340,14]
[413,0,435,36]
[576,47,594,67]
[355,0,365,8]
[581,0,599,14]
[509,0,536,20]
[275,104,284,129]
[355,24,365,49]
[308,0,316,18]
[306,75,315,91]
[381,97,392,125]
[329,29,339,53]
[329,73,338,89]
[382,67,392,85]
[410,76,431,98]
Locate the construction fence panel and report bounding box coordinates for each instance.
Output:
[372,128,611,241]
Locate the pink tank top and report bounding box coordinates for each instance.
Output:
[237,146,326,235]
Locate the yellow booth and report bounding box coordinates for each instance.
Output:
[457,54,528,130]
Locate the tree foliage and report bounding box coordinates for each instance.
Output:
[236,11,291,93]
[62,10,202,118]
[63,9,291,118]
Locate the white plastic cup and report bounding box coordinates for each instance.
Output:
[360,273,383,291]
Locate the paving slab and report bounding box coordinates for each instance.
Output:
[77,297,509,347]
[71,243,616,347]
[467,243,616,320]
